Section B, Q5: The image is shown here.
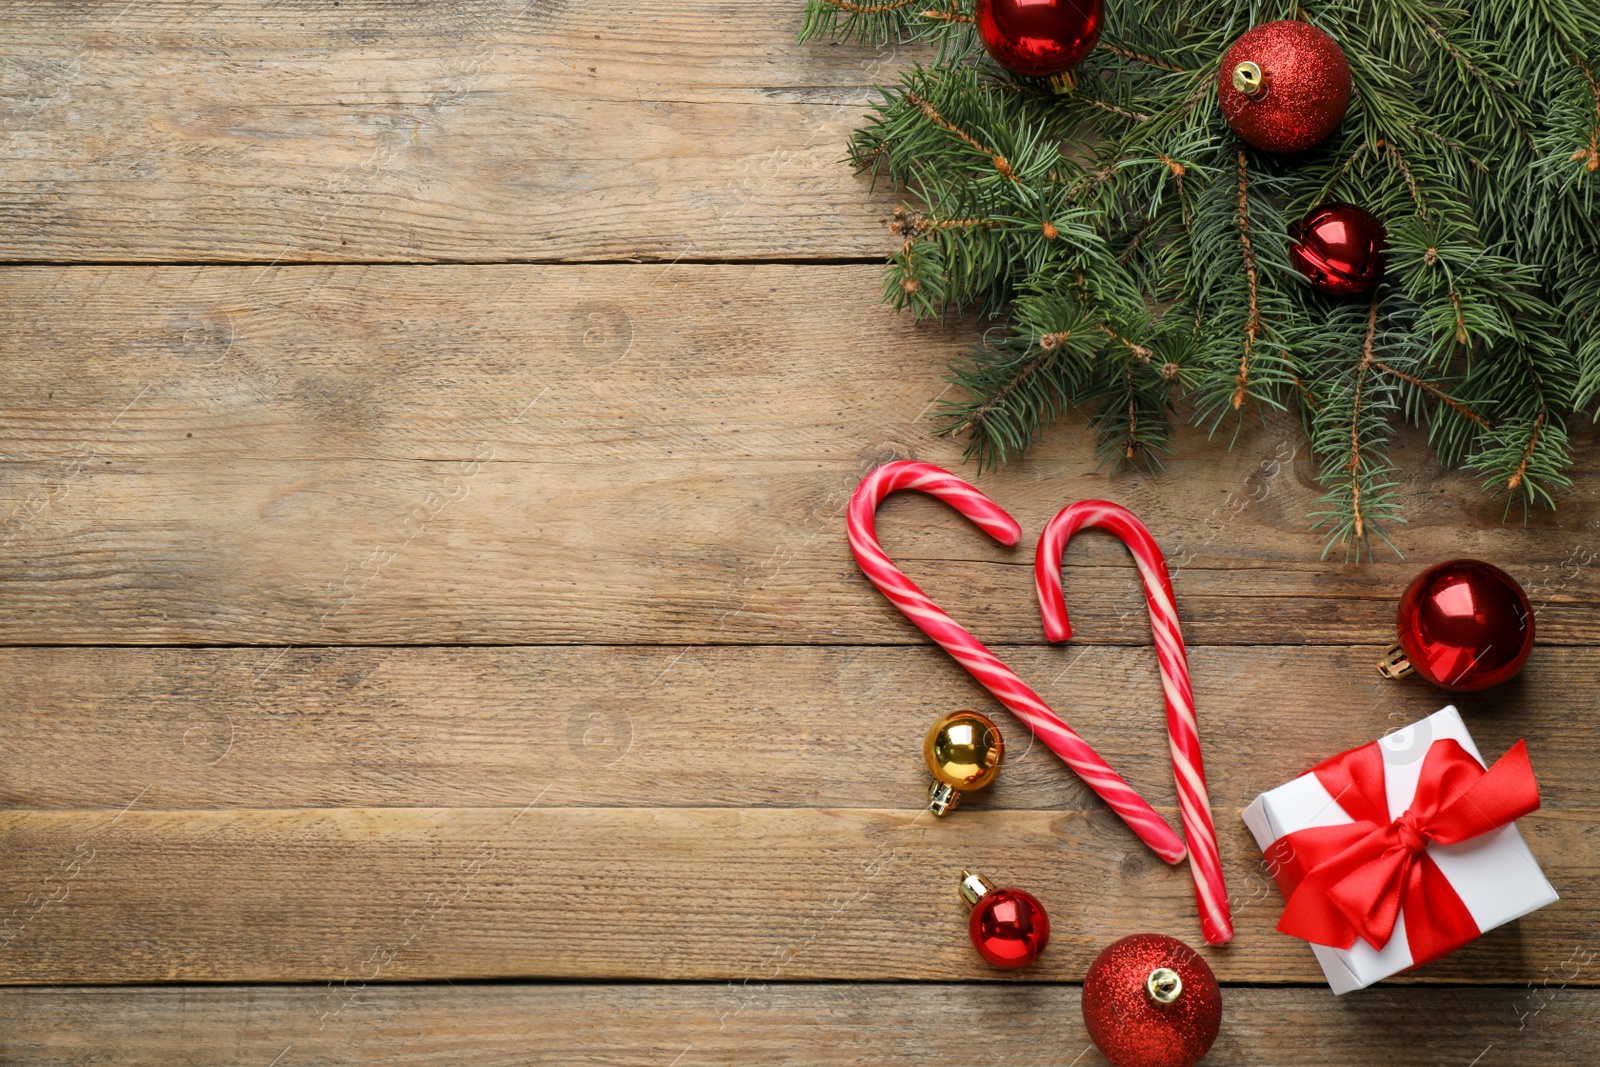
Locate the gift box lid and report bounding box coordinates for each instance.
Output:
[1241,705,1558,993]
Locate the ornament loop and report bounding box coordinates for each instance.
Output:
[958,869,995,907]
[1147,966,1183,1003]
[1231,60,1266,96]
[1377,643,1414,679]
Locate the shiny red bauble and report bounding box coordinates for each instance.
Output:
[976,0,1103,79]
[1218,20,1351,153]
[1082,934,1222,1067]
[1395,559,1534,691]
[1289,203,1386,296]
[969,886,1050,967]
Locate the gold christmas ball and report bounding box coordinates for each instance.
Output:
[923,710,1004,791]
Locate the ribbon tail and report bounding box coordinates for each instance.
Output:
[1277,884,1362,950]
[1428,740,1541,845]
[1403,852,1481,967]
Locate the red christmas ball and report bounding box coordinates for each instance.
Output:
[1082,934,1221,1067]
[976,0,1103,79]
[969,886,1050,968]
[1217,20,1351,153]
[1392,559,1534,692]
[1289,203,1386,296]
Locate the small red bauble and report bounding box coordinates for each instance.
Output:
[1289,203,1386,296]
[1218,20,1351,153]
[976,0,1103,79]
[1379,559,1535,692]
[1082,934,1221,1067]
[959,870,1049,968]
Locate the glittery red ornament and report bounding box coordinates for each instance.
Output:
[1379,559,1535,692]
[959,870,1049,968]
[1217,20,1351,153]
[1082,934,1221,1067]
[1289,203,1386,296]
[976,0,1103,79]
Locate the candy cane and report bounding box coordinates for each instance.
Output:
[1036,501,1233,944]
[848,462,1186,863]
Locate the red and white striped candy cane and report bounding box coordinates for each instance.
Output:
[1035,501,1233,944]
[848,462,1186,863]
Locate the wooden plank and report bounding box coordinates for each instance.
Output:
[2,644,1594,812]
[0,0,905,263]
[3,983,1594,1066]
[0,805,1589,984]
[0,264,969,465]
[2,264,1598,646]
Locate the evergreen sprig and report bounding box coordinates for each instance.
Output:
[801,0,1600,556]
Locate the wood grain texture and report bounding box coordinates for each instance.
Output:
[5,0,1594,1061]
[4,983,1595,1066]
[1,804,1592,984]
[2,264,1598,647]
[0,0,905,263]
[3,644,1596,812]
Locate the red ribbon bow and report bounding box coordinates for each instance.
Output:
[1264,736,1540,967]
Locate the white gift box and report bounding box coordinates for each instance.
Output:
[1241,705,1559,993]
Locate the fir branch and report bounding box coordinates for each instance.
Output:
[1385,140,1428,220]
[1348,297,1381,541]
[1371,359,1492,427]
[1098,43,1187,72]
[1507,408,1545,491]
[948,347,1056,436]
[806,0,1600,542]
[1449,288,1466,345]
[1117,213,1163,264]
[812,0,922,13]
[1078,96,1150,123]
[1413,13,1535,153]
[1089,361,1177,469]
[1313,138,1372,205]
[1293,376,1321,412]
[1065,160,1121,201]
[1232,150,1260,411]
[1420,22,1491,84]
[1124,373,1139,459]
[1413,126,1492,177]
[799,0,978,48]
[1571,54,1600,172]
[1099,323,1152,361]
[1418,242,1470,345]
[903,90,1020,182]
[892,206,997,234]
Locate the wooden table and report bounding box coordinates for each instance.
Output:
[1,3,1595,1063]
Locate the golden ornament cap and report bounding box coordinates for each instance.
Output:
[1147,967,1184,1004]
[1232,60,1267,97]
[958,869,995,908]
[923,710,1004,816]
[1376,643,1415,679]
